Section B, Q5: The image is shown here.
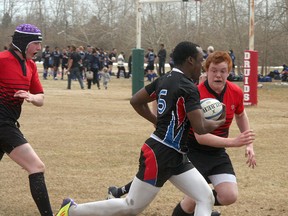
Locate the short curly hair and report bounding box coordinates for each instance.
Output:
[204,51,233,72]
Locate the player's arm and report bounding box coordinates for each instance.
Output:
[235,110,256,168]
[187,107,226,135]
[130,88,157,125]
[67,57,73,72]
[194,130,255,148]
[14,90,44,107]
[194,110,255,148]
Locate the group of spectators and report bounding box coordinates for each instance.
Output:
[39,43,238,90]
[41,45,117,89]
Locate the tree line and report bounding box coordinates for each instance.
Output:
[0,0,287,75]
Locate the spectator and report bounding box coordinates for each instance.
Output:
[229,49,236,73]
[157,43,167,76]
[51,46,61,80]
[116,51,127,78]
[60,48,69,80]
[66,45,84,90]
[100,67,111,90]
[88,48,101,89]
[42,45,51,80]
[145,48,157,81]
[128,53,132,78]
[108,48,117,75]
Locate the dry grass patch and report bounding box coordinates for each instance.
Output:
[1,76,288,216]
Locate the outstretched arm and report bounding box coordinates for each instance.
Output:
[195,129,255,148]
[235,110,256,168]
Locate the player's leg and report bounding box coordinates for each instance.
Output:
[173,148,236,215]
[209,174,238,205]
[9,143,53,216]
[169,168,214,216]
[173,175,237,215]
[64,177,160,216]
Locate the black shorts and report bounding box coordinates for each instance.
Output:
[136,138,194,187]
[188,149,235,183]
[0,121,28,160]
[146,64,155,71]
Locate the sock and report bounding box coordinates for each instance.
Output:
[172,202,193,216]
[118,181,132,197]
[212,190,221,206]
[29,172,53,216]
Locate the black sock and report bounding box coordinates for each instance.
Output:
[29,172,53,216]
[172,202,193,216]
[117,181,132,196]
[213,190,221,206]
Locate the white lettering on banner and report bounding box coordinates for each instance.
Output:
[244,60,250,68]
[243,52,250,103]
[244,76,249,85]
[244,68,250,76]
[244,52,251,59]
[244,85,250,92]
[244,94,250,101]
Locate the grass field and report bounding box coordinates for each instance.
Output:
[1,74,288,216]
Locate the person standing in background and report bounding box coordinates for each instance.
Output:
[108,48,117,75]
[60,48,69,80]
[157,43,167,76]
[51,46,61,80]
[42,45,51,80]
[66,45,84,90]
[117,51,127,78]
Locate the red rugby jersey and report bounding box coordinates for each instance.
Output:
[0,50,43,121]
[187,80,244,151]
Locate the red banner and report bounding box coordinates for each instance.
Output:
[243,50,258,106]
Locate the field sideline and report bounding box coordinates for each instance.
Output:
[0,75,288,216]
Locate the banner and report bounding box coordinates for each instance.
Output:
[243,50,258,106]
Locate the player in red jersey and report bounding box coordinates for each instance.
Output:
[172,51,256,216]
[0,24,54,216]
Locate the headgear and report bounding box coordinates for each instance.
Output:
[12,24,42,59]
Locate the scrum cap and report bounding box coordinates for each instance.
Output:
[12,24,42,58]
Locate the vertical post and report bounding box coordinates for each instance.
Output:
[244,0,258,106]
[136,0,142,49]
[249,0,255,50]
[132,48,145,95]
[132,0,144,95]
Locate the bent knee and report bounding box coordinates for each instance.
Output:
[218,191,238,205]
[123,198,146,215]
[28,161,46,174]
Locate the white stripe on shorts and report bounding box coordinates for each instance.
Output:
[208,174,237,187]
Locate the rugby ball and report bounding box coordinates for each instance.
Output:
[200,98,223,120]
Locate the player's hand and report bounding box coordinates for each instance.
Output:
[232,129,255,147]
[14,90,34,103]
[245,144,256,168]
